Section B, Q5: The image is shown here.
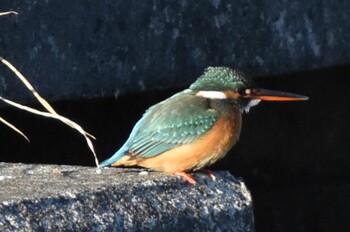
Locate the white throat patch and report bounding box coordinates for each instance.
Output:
[243,99,261,113]
[196,91,227,99]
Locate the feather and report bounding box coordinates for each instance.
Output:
[128,92,219,158]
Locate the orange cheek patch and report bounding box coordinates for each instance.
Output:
[223,90,241,99]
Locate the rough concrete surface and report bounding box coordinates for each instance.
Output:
[0,1,349,102]
[0,163,254,231]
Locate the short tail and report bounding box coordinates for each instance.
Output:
[99,144,129,167]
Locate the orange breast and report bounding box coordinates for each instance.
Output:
[133,109,242,173]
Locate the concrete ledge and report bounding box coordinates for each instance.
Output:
[0,163,254,231]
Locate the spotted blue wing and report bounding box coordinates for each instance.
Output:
[128,93,219,158]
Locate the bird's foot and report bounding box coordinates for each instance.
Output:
[197,169,216,181]
[174,171,196,185]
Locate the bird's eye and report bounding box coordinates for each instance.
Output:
[237,87,246,95]
[244,88,256,95]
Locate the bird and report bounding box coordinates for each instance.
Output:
[100,66,308,184]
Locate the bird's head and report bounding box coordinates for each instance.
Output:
[190,67,308,112]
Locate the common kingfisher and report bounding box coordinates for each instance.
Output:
[100,67,308,184]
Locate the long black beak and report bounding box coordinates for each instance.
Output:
[243,88,309,101]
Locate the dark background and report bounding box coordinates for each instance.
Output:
[1,1,350,231]
[1,66,350,232]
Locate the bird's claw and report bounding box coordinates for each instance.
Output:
[174,171,197,185]
[197,169,216,181]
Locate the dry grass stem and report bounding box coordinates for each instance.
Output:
[0,96,99,167]
[0,57,99,167]
[0,11,18,16]
[0,57,57,114]
[0,116,29,142]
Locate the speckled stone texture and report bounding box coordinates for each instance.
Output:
[0,163,254,231]
[0,1,349,102]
